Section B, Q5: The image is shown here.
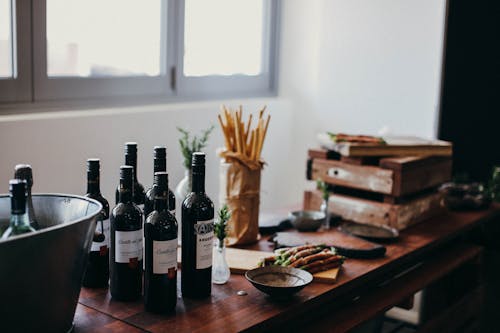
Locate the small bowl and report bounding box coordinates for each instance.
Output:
[245,266,313,298]
[289,210,325,231]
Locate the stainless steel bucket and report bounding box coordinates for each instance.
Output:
[0,194,102,333]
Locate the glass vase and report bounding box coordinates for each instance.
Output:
[212,239,230,284]
[320,198,331,230]
[175,168,192,201]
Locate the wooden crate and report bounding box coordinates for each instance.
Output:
[304,190,445,231]
[316,133,453,157]
[308,155,452,197]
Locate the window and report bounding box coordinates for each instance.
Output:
[0,0,31,102]
[1,0,279,105]
[0,0,13,78]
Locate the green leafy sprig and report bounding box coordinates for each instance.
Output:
[316,179,329,201]
[214,204,231,247]
[177,125,215,169]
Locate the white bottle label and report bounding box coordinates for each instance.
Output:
[91,218,110,252]
[115,229,143,263]
[194,219,214,269]
[153,239,178,274]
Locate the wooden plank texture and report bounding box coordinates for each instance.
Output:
[317,133,453,157]
[310,156,451,196]
[304,190,445,230]
[380,156,452,196]
[301,244,483,333]
[311,158,394,194]
[75,206,500,333]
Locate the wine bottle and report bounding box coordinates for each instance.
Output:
[144,172,178,313]
[144,146,176,217]
[14,164,39,230]
[110,165,143,301]
[181,152,214,298]
[82,159,110,288]
[1,180,36,239]
[115,142,145,208]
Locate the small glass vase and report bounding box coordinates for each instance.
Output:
[175,169,192,201]
[320,198,331,230]
[212,239,230,284]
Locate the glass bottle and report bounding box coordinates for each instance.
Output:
[181,152,214,298]
[144,172,178,313]
[110,165,143,301]
[144,146,175,217]
[2,180,36,239]
[14,164,39,230]
[115,142,145,208]
[82,158,110,288]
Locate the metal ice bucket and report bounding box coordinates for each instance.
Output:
[0,194,102,333]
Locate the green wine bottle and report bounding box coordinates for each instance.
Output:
[2,179,36,239]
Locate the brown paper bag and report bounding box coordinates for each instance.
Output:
[219,156,262,245]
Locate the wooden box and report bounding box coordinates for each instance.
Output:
[304,190,445,231]
[308,152,452,197]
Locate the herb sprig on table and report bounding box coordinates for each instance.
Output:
[214,204,231,248]
[316,179,329,201]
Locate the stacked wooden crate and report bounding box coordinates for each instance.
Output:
[304,146,453,230]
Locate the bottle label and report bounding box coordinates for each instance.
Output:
[194,219,214,269]
[153,239,178,275]
[91,218,110,254]
[115,229,143,263]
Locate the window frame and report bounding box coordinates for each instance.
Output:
[0,0,32,103]
[0,0,280,106]
[174,0,280,99]
[32,0,174,102]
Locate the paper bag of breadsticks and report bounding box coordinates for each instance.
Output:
[217,105,270,245]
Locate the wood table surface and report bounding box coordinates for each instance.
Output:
[74,206,500,333]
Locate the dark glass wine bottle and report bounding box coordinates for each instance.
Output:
[144,172,178,313]
[181,152,214,298]
[82,159,110,288]
[1,180,36,239]
[110,165,143,301]
[14,164,39,230]
[144,146,176,217]
[115,142,145,208]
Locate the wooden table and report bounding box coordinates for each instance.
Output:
[74,206,500,333]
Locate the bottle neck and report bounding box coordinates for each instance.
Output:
[125,154,138,180]
[10,194,28,228]
[118,177,134,203]
[10,211,30,228]
[192,169,205,193]
[87,172,100,195]
[153,157,166,175]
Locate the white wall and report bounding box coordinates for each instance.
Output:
[279,0,447,193]
[0,99,296,214]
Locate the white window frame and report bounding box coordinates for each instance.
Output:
[32,0,174,101]
[0,0,32,103]
[174,0,280,99]
[0,0,280,106]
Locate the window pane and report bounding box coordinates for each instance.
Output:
[184,0,264,77]
[47,0,162,77]
[0,0,13,78]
